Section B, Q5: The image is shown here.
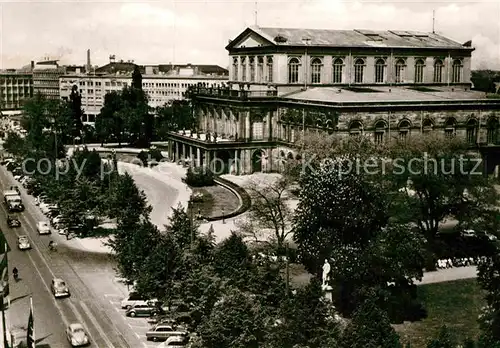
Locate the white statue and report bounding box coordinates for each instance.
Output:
[322,259,331,288]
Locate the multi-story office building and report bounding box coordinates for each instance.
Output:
[33,60,67,100]
[0,69,34,111]
[59,61,228,124]
[167,26,500,174]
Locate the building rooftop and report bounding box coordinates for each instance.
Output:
[283,86,490,104]
[227,26,473,50]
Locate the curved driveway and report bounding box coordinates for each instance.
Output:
[117,162,179,228]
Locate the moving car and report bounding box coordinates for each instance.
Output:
[7,215,21,227]
[37,221,51,235]
[146,324,188,342]
[157,335,190,347]
[66,323,90,347]
[17,236,31,250]
[51,278,70,298]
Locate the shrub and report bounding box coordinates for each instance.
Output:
[185,166,214,187]
[137,149,164,166]
[137,150,148,166]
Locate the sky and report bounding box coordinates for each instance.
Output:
[0,0,499,70]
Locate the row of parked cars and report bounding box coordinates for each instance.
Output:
[120,292,191,346]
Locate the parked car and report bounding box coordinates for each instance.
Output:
[65,323,90,347]
[17,236,31,250]
[120,292,150,309]
[125,302,164,317]
[51,278,70,298]
[37,221,51,235]
[7,215,21,227]
[145,324,188,342]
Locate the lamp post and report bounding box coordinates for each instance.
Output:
[221,208,225,224]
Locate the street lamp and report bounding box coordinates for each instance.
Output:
[221,208,225,224]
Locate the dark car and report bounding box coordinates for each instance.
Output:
[7,216,21,228]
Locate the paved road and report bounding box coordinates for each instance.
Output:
[0,166,142,348]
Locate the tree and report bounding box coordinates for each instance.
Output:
[426,326,458,348]
[341,295,402,348]
[196,287,270,348]
[2,131,26,157]
[239,177,294,249]
[477,254,500,346]
[108,172,151,224]
[69,85,84,137]
[132,65,143,90]
[471,70,500,93]
[387,134,498,243]
[212,232,253,287]
[269,278,340,348]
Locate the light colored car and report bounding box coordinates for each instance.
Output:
[17,236,31,250]
[146,324,188,342]
[66,323,89,347]
[51,278,70,298]
[37,221,51,235]
[157,335,189,347]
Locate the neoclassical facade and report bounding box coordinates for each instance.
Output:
[167,26,500,175]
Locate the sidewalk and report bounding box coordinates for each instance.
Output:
[416,266,477,285]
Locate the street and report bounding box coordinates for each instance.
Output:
[0,166,141,348]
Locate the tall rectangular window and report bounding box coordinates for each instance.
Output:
[375,59,385,83]
[258,57,264,82]
[452,59,463,83]
[267,57,273,82]
[395,59,406,83]
[249,57,255,82]
[288,58,300,83]
[241,57,247,81]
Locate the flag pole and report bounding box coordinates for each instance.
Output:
[30,297,34,345]
[2,242,8,348]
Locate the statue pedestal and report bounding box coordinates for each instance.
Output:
[322,285,333,302]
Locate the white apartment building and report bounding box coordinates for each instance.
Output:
[59,62,228,125]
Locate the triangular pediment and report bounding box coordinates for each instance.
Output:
[234,33,272,48]
[226,27,275,51]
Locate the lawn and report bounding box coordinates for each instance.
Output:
[396,278,485,347]
[191,185,240,218]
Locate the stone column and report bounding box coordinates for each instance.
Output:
[205,150,211,170]
[233,149,240,175]
[189,146,194,166]
[167,140,173,161]
[182,143,186,160]
[196,148,201,167]
[244,149,252,173]
[245,112,251,140]
[175,142,179,162]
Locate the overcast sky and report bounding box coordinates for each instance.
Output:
[0,0,499,70]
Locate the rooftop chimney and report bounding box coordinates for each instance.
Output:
[109,55,116,63]
[86,49,91,72]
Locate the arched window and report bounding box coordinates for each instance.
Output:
[466,118,478,144]
[452,59,463,83]
[444,117,456,138]
[487,117,499,144]
[333,58,343,83]
[241,56,247,81]
[349,120,363,136]
[375,58,386,83]
[232,57,238,81]
[414,59,425,83]
[266,57,273,82]
[311,58,322,84]
[399,119,411,141]
[422,118,433,133]
[354,58,365,83]
[288,58,300,83]
[395,58,406,83]
[249,57,255,82]
[374,120,387,144]
[433,59,443,83]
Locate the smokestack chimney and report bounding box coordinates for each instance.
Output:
[31,61,35,71]
[86,49,91,72]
